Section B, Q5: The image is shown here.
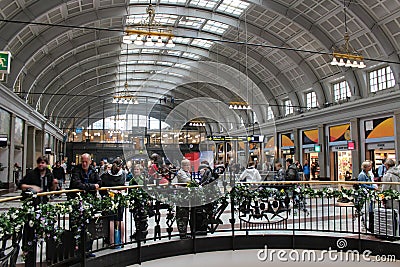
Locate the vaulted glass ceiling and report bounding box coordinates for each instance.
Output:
[0,0,398,130]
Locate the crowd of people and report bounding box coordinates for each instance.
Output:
[17,154,400,243]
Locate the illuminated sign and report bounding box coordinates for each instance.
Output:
[314,144,321,152]
[347,140,355,150]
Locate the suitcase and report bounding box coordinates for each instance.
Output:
[374,208,399,238]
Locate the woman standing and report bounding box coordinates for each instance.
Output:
[101,159,126,246]
[382,159,400,212]
[129,164,146,186]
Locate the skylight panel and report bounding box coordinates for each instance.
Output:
[191,39,213,49]
[182,52,201,60]
[166,50,182,56]
[202,20,229,34]
[156,14,178,25]
[172,37,191,44]
[178,16,206,29]
[160,0,187,4]
[141,49,161,54]
[175,63,191,69]
[189,0,219,9]
[137,60,155,64]
[217,0,250,16]
[157,61,174,66]
[167,72,184,77]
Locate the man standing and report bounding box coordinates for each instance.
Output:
[70,153,101,194]
[69,153,101,257]
[19,155,58,203]
[376,158,387,182]
[285,158,299,181]
[52,161,65,190]
[19,156,58,263]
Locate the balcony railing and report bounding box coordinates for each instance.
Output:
[0,180,399,266]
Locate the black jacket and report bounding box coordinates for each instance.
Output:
[101,170,125,187]
[52,166,65,180]
[19,168,55,203]
[70,164,101,192]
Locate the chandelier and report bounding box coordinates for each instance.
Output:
[330,1,366,69]
[123,3,175,48]
[113,44,139,105]
[189,121,206,127]
[228,101,251,110]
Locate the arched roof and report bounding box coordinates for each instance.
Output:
[0,0,399,129]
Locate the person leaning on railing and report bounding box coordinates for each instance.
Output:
[100,159,126,247]
[68,153,101,257]
[381,159,400,212]
[357,161,378,233]
[175,159,192,239]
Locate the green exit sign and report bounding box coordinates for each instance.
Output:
[0,51,11,74]
[314,144,321,152]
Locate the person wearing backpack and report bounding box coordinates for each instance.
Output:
[239,161,262,182]
[285,158,299,181]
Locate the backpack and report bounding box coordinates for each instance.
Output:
[286,165,299,181]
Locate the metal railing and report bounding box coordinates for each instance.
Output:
[1,179,399,266]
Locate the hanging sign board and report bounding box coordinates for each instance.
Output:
[0,51,11,74]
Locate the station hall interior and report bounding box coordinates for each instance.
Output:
[1,0,400,186]
[0,1,400,266]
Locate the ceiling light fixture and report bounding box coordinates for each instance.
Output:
[228,101,251,110]
[113,44,139,105]
[123,3,175,48]
[330,0,366,69]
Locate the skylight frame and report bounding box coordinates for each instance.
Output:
[178,16,206,29]
[216,0,250,16]
[202,20,229,34]
[191,39,213,49]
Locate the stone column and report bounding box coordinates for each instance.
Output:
[293,128,299,162]
[350,118,361,177]
[8,115,15,186]
[394,110,400,163]
[26,126,36,169]
[22,123,28,177]
[318,124,326,178]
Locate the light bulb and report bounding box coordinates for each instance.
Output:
[155,37,164,47]
[345,60,352,67]
[134,35,144,46]
[229,104,233,109]
[145,36,154,46]
[351,60,359,68]
[166,39,175,48]
[358,61,366,69]
[330,57,339,66]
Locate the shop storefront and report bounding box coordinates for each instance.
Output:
[13,117,25,175]
[363,116,396,170]
[328,123,352,181]
[301,129,319,179]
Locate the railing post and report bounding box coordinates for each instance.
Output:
[24,200,37,267]
[229,184,235,250]
[80,224,86,267]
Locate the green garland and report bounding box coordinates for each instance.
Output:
[0,185,399,261]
